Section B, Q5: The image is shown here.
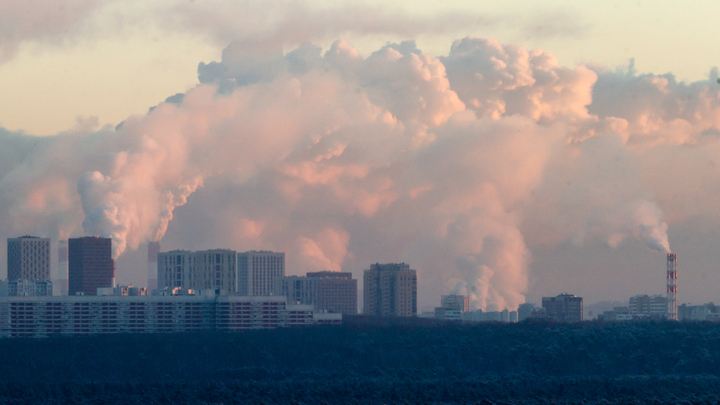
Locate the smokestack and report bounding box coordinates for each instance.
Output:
[667,253,677,321]
[147,241,160,290]
[56,240,69,296]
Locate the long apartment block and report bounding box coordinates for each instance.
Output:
[0,295,340,338]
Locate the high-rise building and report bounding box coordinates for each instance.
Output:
[68,237,114,296]
[542,293,583,322]
[363,263,417,317]
[157,249,236,293]
[517,303,535,321]
[237,251,285,296]
[275,271,358,315]
[275,276,317,306]
[147,242,160,290]
[195,250,237,292]
[307,271,357,315]
[158,250,195,290]
[7,236,50,282]
[55,240,69,296]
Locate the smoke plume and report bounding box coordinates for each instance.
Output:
[2,37,718,310]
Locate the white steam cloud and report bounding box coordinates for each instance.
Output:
[2,37,716,310]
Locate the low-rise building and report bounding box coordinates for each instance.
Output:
[0,295,337,338]
[0,280,53,297]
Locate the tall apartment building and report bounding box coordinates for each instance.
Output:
[517,303,536,322]
[68,237,114,296]
[7,236,50,282]
[237,251,285,296]
[55,240,69,296]
[275,276,317,306]
[308,271,357,315]
[363,263,417,317]
[274,272,357,315]
[147,242,160,291]
[157,249,236,294]
[196,250,237,292]
[542,293,583,322]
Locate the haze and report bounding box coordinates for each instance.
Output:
[1,0,719,312]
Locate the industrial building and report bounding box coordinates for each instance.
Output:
[7,236,50,282]
[237,251,285,296]
[363,263,417,317]
[0,295,340,338]
[68,237,114,296]
[542,293,583,322]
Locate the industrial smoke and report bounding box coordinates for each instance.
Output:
[1,37,717,310]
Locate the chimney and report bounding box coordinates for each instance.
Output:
[667,253,677,321]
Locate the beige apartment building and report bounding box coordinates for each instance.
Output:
[363,263,417,317]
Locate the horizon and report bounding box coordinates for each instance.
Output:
[1,1,720,313]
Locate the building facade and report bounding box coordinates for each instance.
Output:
[0,280,53,297]
[158,249,237,294]
[542,293,583,322]
[363,263,417,317]
[435,294,470,321]
[629,294,668,319]
[308,271,357,315]
[0,295,339,338]
[275,272,358,315]
[237,251,285,296]
[275,276,318,306]
[7,236,51,282]
[68,237,114,296]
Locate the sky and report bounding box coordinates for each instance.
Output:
[0,0,719,313]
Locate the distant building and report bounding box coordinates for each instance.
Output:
[195,250,237,293]
[517,303,535,322]
[237,251,285,296]
[629,294,667,319]
[68,237,114,296]
[147,242,160,291]
[678,303,719,321]
[158,249,236,294]
[97,285,147,296]
[7,236,50,282]
[275,276,317,306]
[307,271,357,315]
[275,272,358,315]
[435,294,470,321]
[542,293,583,322]
[55,240,69,296]
[0,280,53,297]
[598,306,632,322]
[363,263,417,317]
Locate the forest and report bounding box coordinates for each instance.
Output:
[1,318,720,404]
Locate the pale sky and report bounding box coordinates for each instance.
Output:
[1,0,718,135]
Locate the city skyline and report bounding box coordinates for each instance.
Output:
[1,2,720,313]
